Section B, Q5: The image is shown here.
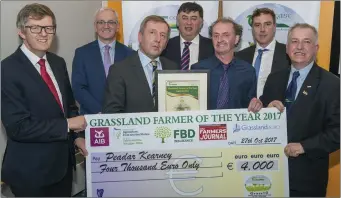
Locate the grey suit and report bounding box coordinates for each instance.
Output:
[102,51,179,113]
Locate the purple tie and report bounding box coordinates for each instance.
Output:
[103,45,111,77]
[181,42,192,70]
[216,63,231,109]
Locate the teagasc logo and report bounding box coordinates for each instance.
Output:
[90,127,109,147]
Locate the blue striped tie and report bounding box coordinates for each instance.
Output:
[151,60,158,105]
[181,42,192,70]
[216,63,232,109]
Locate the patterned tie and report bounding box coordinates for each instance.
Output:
[38,59,63,112]
[181,42,192,70]
[151,60,158,105]
[284,71,300,114]
[254,49,269,79]
[103,45,112,77]
[216,63,231,109]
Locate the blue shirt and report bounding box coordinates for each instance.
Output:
[287,61,314,99]
[98,39,116,65]
[191,56,257,109]
[137,50,162,94]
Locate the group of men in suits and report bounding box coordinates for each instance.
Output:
[1,2,339,198]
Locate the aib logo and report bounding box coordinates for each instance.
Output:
[90,127,109,147]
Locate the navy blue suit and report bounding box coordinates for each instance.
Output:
[72,40,133,114]
[1,47,80,196]
[191,56,256,109]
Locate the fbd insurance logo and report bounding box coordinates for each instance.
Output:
[90,127,109,147]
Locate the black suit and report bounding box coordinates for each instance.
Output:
[102,52,179,113]
[260,64,340,197]
[1,47,80,197]
[236,41,290,73]
[161,35,214,68]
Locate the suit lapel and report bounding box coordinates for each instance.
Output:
[249,46,256,64]
[131,53,154,105]
[174,36,181,66]
[114,42,124,63]
[289,64,320,116]
[91,41,106,80]
[271,41,285,72]
[198,35,204,61]
[16,48,64,113]
[46,53,66,113]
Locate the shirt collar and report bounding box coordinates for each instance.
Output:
[180,34,200,45]
[137,50,160,68]
[290,61,314,78]
[98,39,116,50]
[20,44,47,66]
[213,55,236,69]
[256,39,276,51]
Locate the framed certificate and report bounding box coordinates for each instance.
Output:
[155,70,210,112]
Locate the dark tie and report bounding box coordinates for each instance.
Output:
[151,60,158,105]
[284,71,300,114]
[216,63,231,109]
[38,59,64,112]
[181,41,192,70]
[254,49,269,79]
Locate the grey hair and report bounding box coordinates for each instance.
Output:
[94,7,119,24]
[287,23,318,44]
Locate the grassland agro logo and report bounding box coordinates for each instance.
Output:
[244,175,272,197]
[154,126,172,143]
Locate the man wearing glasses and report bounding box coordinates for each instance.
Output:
[1,3,87,197]
[72,7,133,115]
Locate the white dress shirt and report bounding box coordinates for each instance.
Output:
[180,34,200,69]
[252,39,276,97]
[20,44,64,108]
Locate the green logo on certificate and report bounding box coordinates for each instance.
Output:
[154,126,172,143]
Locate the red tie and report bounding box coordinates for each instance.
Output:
[38,59,64,112]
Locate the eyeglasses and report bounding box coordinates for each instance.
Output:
[24,25,56,34]
[96,20,118,27]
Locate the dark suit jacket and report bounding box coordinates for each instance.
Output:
[1,48,80,188]
[72,40,133,114]
[102,52,179,113]
[161,35,214,68]
[236,41,290,73]
[191,56,257,109]
[260,64,340,195]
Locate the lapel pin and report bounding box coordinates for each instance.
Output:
[303,90,308,95]
[307,85,311,88]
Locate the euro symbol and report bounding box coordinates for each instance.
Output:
[166,155,203,196]
[227,162,233,170]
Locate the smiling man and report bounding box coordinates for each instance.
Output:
[161,2,214,70]
[236,8,291,97]
[72,7,133,115]
[1,3,87,197]
[258,23,340,197]
[102,15,178,113]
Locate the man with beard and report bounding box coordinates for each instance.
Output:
[161,2,214,70]
[191,18,260,110]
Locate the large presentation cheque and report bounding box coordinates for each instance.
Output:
[85,108,289,197]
